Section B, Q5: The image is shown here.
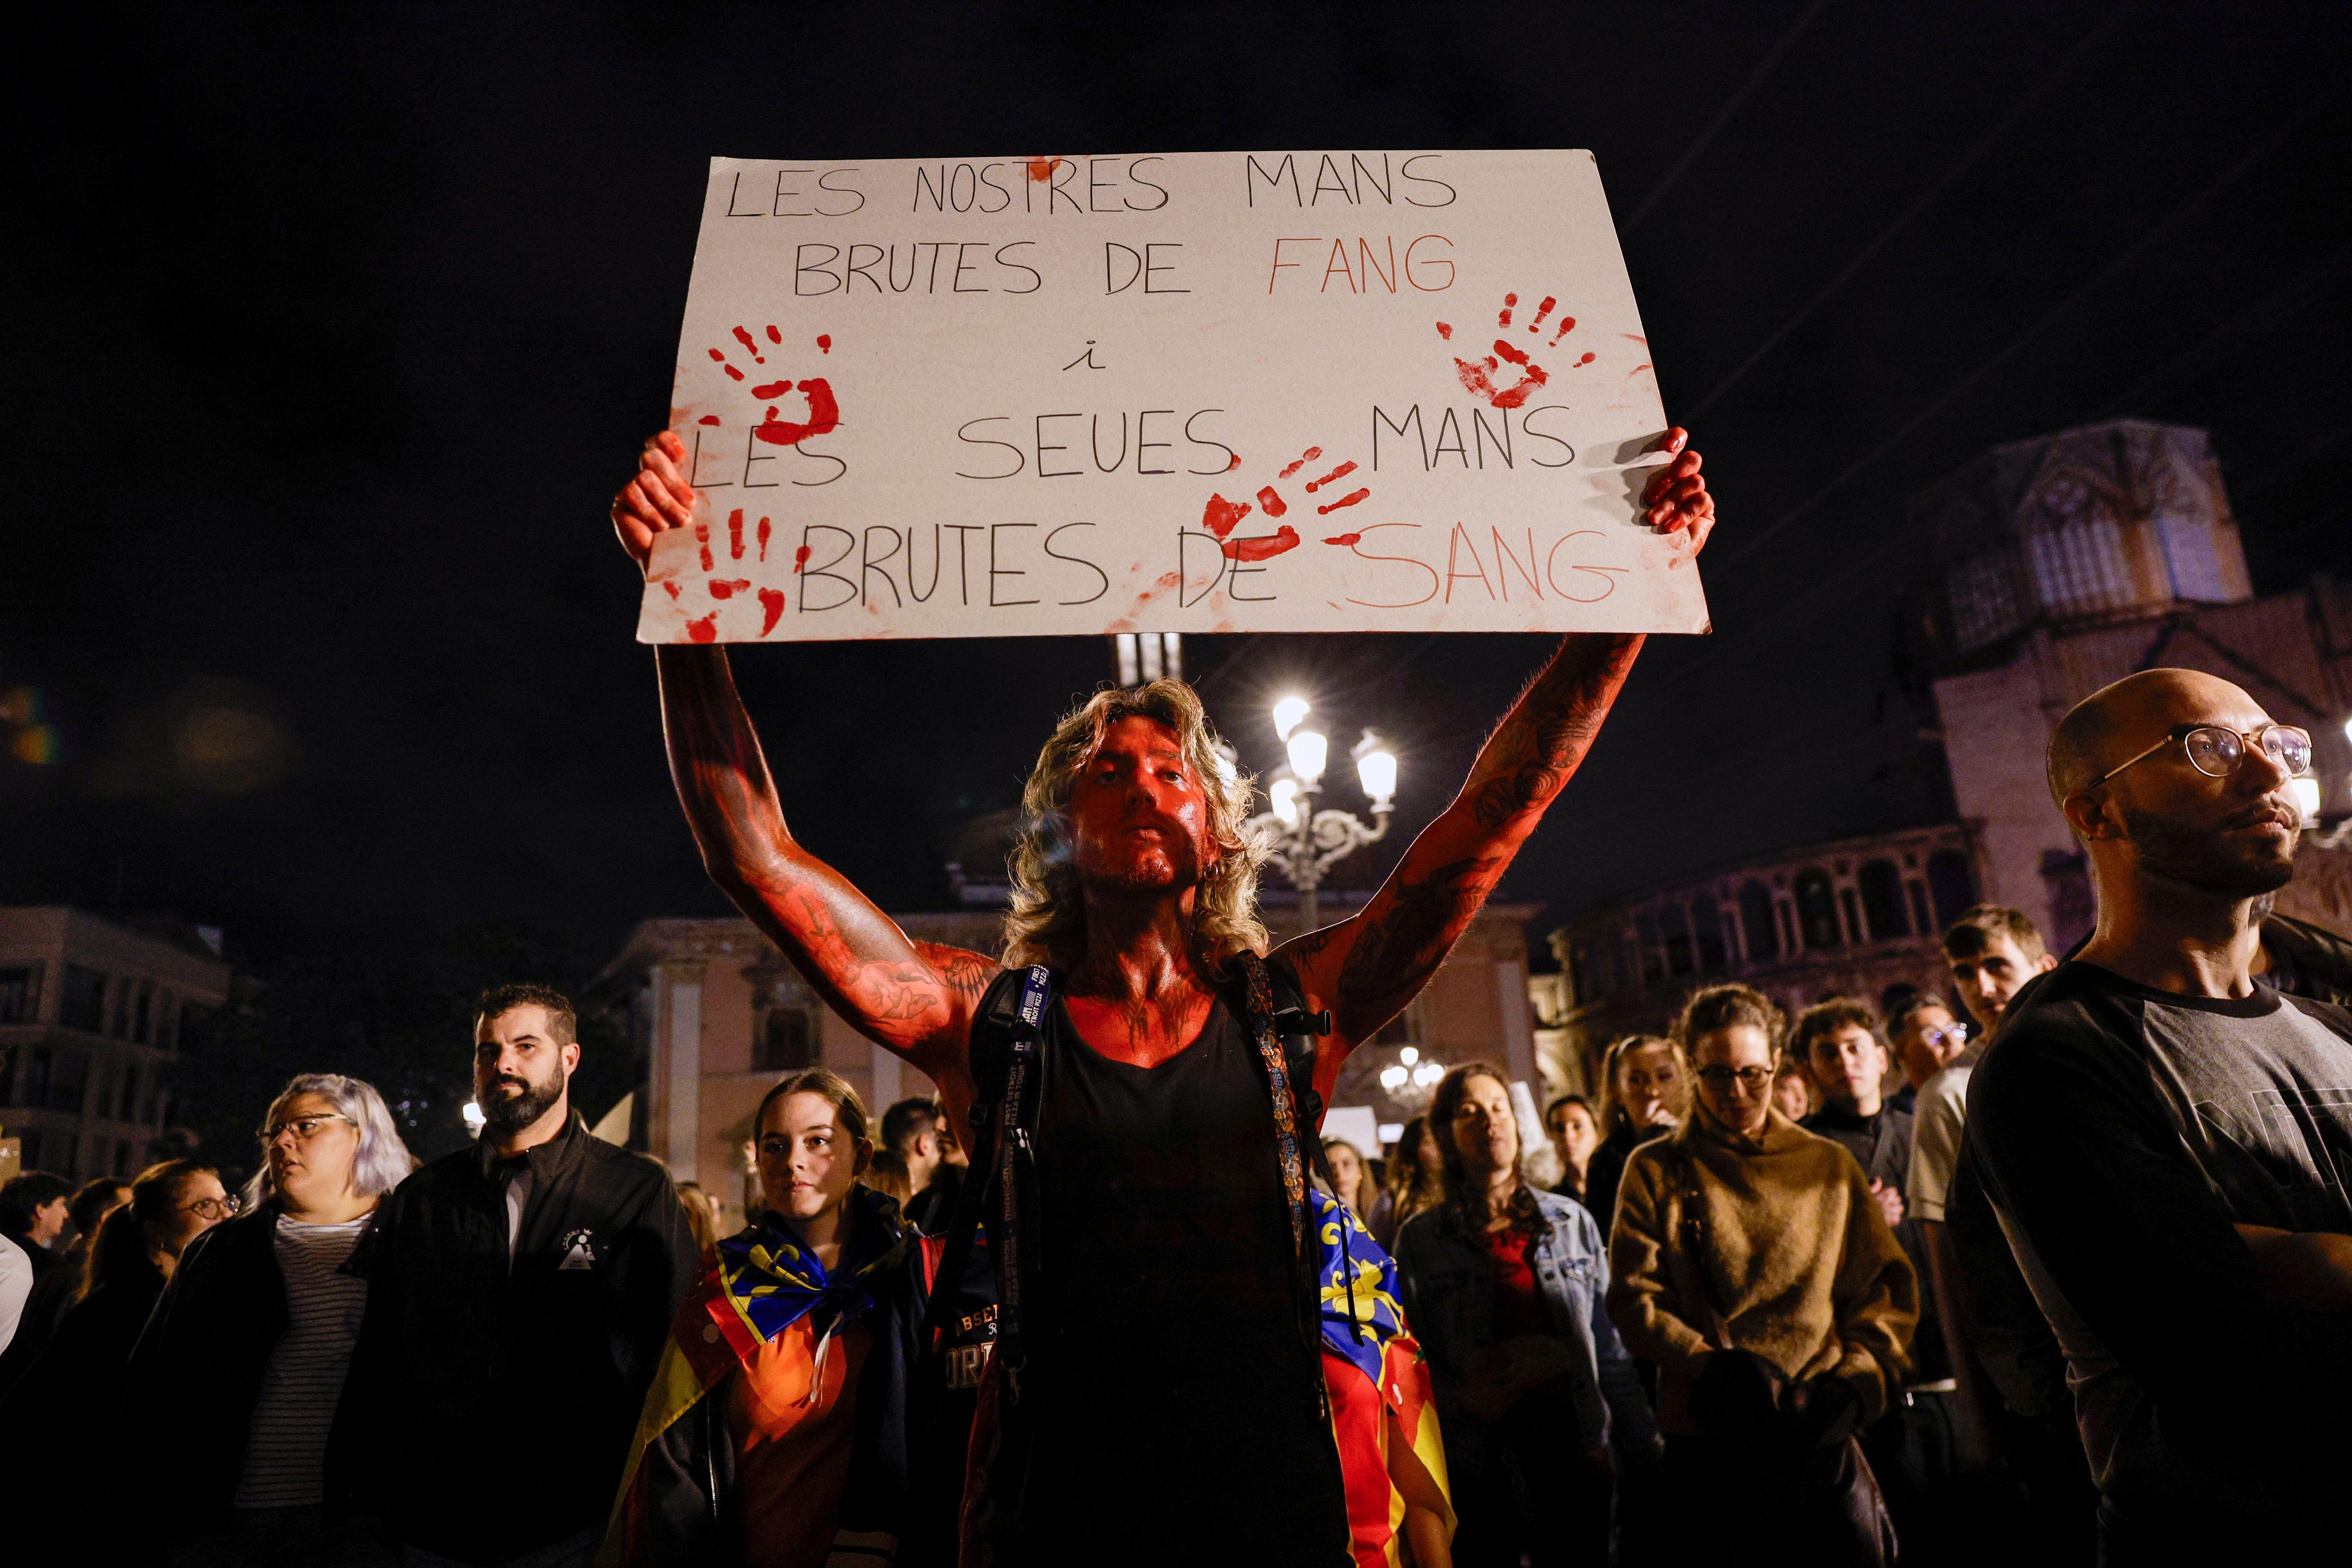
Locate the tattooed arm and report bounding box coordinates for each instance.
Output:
[616,433,995,1107]
[1274,430,1715,1096]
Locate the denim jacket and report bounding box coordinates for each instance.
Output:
[1395,1188,1660,1459]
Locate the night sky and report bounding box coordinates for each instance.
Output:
[8,2,2350,975]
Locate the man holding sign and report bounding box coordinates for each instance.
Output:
[610,148,1716,1565]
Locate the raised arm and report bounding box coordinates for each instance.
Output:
[615,434,995,1101]
[1276,430,1715,1082]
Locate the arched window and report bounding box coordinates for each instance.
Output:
[1661,905,1695,976]
[1858,860,1908,941]
[1926,849,1977,930]
[1739,880,1778,963]
[1692,900,1728,973]
[1793,870,1843,951]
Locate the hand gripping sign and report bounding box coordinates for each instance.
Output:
[638,149,1709,644]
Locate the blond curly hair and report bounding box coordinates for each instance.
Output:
[1002,679,1269,973]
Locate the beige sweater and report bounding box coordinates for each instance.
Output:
[1604,1107,1917,1434]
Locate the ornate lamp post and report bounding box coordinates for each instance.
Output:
[1247,696,1398,931]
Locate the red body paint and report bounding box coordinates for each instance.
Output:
[758,588,786,634]
[1201,494,1252,538]
[686,613,719,643]
[1315,488,1370,515]
[755,379,841,446]
[1278,447,1323,479]
[1224,527,1301,562]
[1304,459,1356,494]
[1255,486,1288,518]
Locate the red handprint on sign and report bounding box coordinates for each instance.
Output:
[1434,292,1596,409]
[1197,446,1372,562]
[703,324,840,446]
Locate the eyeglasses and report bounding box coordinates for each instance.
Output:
[183,1194,244,1220]
[1695,1066,1774,1091]
[1916,1023,1968,1051]
[260,1113,356,1145]
[2078,723,2312,795]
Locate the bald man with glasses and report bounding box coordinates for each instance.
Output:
[1968,667,2352,1560]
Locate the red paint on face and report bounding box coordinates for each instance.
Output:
[1201,494,1252,538]
[695,522,713,572]
[732,325,766,363]
[793,545,811,573]
[698,415,721,426]
[709,579,751,598]
[758,588,786,634]
[727,508,745,559]
[1065,715,1216,893]
[1278,447,1323,479]
[1323,533,1362,547]
[1435,322,1453,340]
[1497,292,1517,328]
[755,379,841,447]
[686,613,719,643]
[1223,527,1301,562]
[757,516,771,562]
[1255,486,1288,518]
[817,334,831,353]
[1315,487,1370,515]
[1304,459,1357,494]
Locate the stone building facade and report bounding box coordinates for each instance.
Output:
[0,906,231,1182]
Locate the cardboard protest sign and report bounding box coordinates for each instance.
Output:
[639,149,1708,644]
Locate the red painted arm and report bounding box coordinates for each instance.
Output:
[1274,430,1715,1097]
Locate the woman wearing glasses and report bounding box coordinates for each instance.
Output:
[0,1158,230,1543]
[129,1073,417,1563]
[1605,983,1916,1564]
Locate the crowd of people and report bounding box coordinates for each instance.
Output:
[0,437,2345,1565]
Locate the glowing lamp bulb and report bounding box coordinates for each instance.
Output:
[1273,696,1311,742]
[1271,777,1300,826]
[1287,728,1328,786]
[1399,1046,1419,1066]
[2289,776,2321,824]
[1379,1065,1408,1091]
[1357,748,1397,806]
[461,1100,486,1134]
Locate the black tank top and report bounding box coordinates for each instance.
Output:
[976,990,1351,1566]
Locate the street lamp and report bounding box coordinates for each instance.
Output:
[1247,697,1398,931]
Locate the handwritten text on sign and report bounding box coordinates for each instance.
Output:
[638,149,1709,643]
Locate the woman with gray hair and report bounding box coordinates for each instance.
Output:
[129,1073,418,1562]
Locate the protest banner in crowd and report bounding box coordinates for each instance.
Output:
[639,148,1709,642]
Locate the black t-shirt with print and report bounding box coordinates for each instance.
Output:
[1969,961,2352,1534]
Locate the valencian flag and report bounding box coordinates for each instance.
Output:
[1312,1189,1454,1568]
[602,1193,923,1566]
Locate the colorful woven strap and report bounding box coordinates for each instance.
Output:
[1239,951,1309,1260]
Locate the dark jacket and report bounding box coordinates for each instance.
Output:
[0,1268,166,1549]
[129,1201,374,1537]
[334,1114,698,1563]
[1394,1189,1659,1463]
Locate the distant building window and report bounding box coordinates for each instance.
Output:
[60,965,108,1033]
[17,1129,41,1170]
[754,1008,816,1074]
[1738,881,1778,963]
[9,1046,53,1109]
[153,992,177,1051]
[114,1139,135,1177]
[1691,900,1728,974]
[0,965,40,1024]
[1858,861,1909,942]
[110,978,134,1040]
[1948,554,2020,652]
[2025,515,2132,617]
[49,1048,87,1112]
[1660,906,1694,978]
[1634,911,1666,987]
[1792,871,1843,952]
[1906,881,1933,935]
[1926,849,1977,931]
[2156,513,2231,602]
[118,1064,140,1122]
[131,982,152,1045]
